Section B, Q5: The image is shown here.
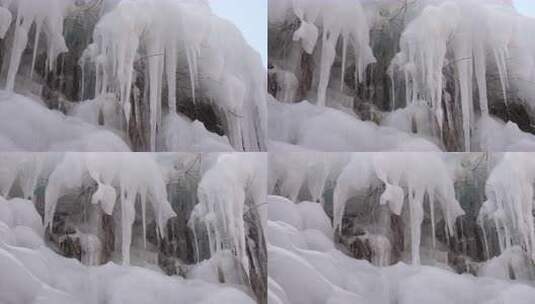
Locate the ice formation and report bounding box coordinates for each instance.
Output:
[267,193,535,304]
[0,154,43,200]
[0,0,266,152]
[269,152,465,265]
[82,0,266,151]
[0,91,130,151]
[189,153,267,276]
[478,153,535,263]
[332,153,464,264]
[2,0,70,91]
[390,0,535,151]
[269,0,535,152]
[474,116,535,151]
[0,193,256,304]
[269,152,350,203]
[42,153,176,265]
[288,0,376,106]
[268,97,442,152]
[159,113,234,152]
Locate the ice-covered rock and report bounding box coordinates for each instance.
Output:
[269,0,535,152]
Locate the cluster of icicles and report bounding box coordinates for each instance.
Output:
[0,153,176,265]
[478,153,535,263]
[0,0,70,91]
[284,0,535,151]
[189,153,267,276]
[80,0,211,151]
[0,153,265,269]
[271,152,535,266]
[270,152,465,265]
[290,0,376,107]
[0,0,266,151]
[389,0,535,152]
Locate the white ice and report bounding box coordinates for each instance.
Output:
[268,193,535,304]
[0,194,256,304]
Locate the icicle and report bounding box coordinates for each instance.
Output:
[191,220,200,262]
[493,48,509,105]
[147,42,164,152]
[186,47,197,104]
[121,189,136,265]
[430,191,436,249]
[409,187,425,265]
[317,29,336,107]
[0,7,11,38]
[140,190,147,249]
[29,21,42,80]
[390,72,396,110]
[166,43,178,114]
[340,33,347,92]
[6,15,30,91]
[473,36,489,116]
[80,61,85,101]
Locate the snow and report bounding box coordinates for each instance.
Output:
[268,97,442,152]
[474,116,535,151]
[268,191,535,304]
[160,113,234,152]
[0,218,256,304]
[0,91,131,152]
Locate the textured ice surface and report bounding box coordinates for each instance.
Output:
[160,113,234,152]
[333,153,464,264]
[189,153,267,275]
[85,0,266,151]
[479,153,535,262]
[0,91,130,152]
[268,193,535,304]
[43,153,176,265]
[0,194,255,304]
[269,0,535,152]
[0,0,267,152]
[268,97,441,152]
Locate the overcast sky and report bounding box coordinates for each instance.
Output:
[208,0,267,67]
